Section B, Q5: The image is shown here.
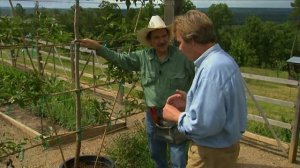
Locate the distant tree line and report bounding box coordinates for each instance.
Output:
[0,0,299,72]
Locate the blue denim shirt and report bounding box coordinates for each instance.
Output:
[178,44,247,148]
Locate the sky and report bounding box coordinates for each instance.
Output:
[0,0,295,9]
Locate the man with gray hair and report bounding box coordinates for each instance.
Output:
[163,10,247,168]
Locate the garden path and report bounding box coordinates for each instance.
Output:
[0,107,299,168]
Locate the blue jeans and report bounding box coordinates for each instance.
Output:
[146,109,187,168]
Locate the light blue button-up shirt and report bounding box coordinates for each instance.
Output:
[178,44,247,148]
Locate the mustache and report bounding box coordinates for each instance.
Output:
[158,42,168,47]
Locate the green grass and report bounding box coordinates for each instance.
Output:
[247,120,292,143]
[241,66,296,142]
[241,66,289,78]
[245,78,297,102]
[247,99,294,121]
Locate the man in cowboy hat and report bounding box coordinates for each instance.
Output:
[77,15,194,168]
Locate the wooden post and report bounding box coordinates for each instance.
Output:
[70,44,75,83]
[164,0,174,25]
[74,0,81,168]
[289,80,300,162]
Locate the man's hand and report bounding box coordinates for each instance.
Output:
[75,38,101,50]
[163,104,181,122]
[166,90,187,112]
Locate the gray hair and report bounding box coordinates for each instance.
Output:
[173,10,217,44]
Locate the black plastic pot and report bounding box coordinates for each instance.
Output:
[59,155,115,168]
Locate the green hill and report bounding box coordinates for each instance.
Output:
[0,7,293,24]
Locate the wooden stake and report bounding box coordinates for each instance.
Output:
[73,1,81,167]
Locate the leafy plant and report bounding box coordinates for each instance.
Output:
[105,122,154,168]
[82,97,111,126]
[0,64,111,131]
[0,65,43,107]
[117,96,145,118]
[0,135,28,160]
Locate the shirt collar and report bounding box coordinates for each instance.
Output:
[194,43,221,68]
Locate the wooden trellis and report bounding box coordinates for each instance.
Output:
[2,41,300,163]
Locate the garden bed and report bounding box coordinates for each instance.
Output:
[0,110,298,168]
[0,104,126,148]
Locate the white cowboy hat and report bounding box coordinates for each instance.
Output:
[137,15,172,46]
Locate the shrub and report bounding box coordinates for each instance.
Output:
[105,122,154,168]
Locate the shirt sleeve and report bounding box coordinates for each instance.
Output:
[96,46,141,71]
[178,78,226,138]
[185,59,195,90]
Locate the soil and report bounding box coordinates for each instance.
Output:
[0,105,300,168]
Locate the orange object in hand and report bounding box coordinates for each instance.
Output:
[149,107,160,124]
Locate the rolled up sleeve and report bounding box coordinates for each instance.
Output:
[177,79,226,139]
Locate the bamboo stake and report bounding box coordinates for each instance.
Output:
[123,4,143,125]
[53,47,70,80]
[0,81,116,108]
[79,54,92,79]
[52,46,56,76]
[70,44,75,83]
[25,48,38,73]
[73,0,81,167]
[42,46,54,75]
[93,51,96,94]
[22,48,27,70]
[51,82,116,96]
[0,44,69,50]
[94,86,121,168]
